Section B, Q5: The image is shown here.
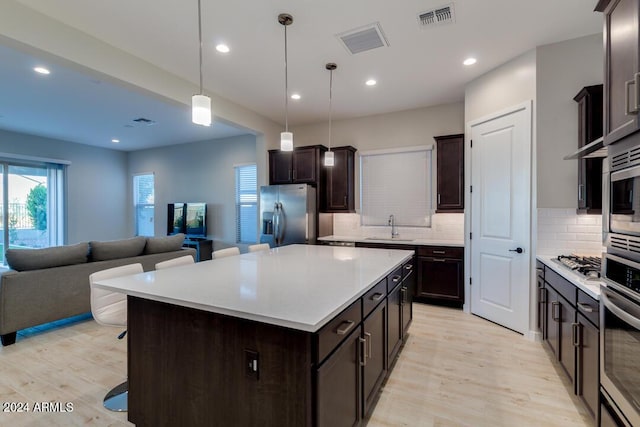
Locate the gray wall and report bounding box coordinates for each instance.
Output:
[536,34,603,208]
[0,128,128,243]
[127,134,257,249]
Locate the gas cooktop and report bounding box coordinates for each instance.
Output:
[553,255,602,280]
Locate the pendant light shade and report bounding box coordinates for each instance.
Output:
[324,63,337,167]
[281,131,293,151]
[192,94,211,126]
[192,0,212,127]
[279,13,294,151]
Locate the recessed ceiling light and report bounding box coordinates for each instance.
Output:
[463,57,477,66]
[216,44,230,53]
[33,67,50,75]
[111,139,120,143]
[291,93,301,100]
[365,79,377,86]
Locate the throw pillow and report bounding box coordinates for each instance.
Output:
[6,242,89,272]
[144,233,186,254]
[90,236,146,261]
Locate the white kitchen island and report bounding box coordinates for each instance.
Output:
[94,244,415,427]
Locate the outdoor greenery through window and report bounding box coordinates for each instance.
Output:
[1,157,66,265]
[235,164,257,244]
[134,173,154,237]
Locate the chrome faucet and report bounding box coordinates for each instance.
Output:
[388,214,399,238]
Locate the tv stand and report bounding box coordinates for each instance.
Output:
[182,238,212,262]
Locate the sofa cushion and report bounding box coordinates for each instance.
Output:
[90,237,146,261]
[144,233,185,254]
[5,242,89,272]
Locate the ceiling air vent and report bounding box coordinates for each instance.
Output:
[337,22,389,55]
[418,4,455,28]
[132,117,156,126]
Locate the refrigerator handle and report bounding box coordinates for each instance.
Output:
[273,203,280,246]
[278,202,285,244]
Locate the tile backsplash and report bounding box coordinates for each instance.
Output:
[332,212,464,241]
[537,208,604,256]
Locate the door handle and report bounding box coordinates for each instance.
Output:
[359,337,366,367]
[370,293,384,302]
[364,332,372,360]
[626,78,639,115]
[578,184,584,201]
[509,247,524,254]
[577,302,594,313]
[572,323,580,348]
[336,320,355,335]
[551,301,560,322]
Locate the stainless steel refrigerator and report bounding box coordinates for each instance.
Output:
[259,184,317,247]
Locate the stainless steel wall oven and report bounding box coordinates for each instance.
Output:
[601,253,640,426]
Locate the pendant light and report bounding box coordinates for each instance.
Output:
[278,13,294,151]
[324,63,337,167]
[192,0,212,126]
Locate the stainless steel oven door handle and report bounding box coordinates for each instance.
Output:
[602,289,640,330]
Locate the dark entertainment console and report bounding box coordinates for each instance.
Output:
[182,238,212,262]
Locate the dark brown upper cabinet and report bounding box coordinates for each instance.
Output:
[574,85,603,214]
[435,134,464,213]
[268,145,327,185]
[598,0,640,146]
[323,146,356,212]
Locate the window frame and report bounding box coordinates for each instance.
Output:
[235,163,258,244]
[133,172,155,237]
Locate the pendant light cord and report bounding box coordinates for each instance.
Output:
[197,0,203,95]
[328,68,333,151]
[284,24,289,132]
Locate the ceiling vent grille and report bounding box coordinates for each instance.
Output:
[418,4,455,28]
[132,117,156,126]
[337,22,389,55]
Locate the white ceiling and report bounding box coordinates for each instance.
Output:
[2,0,602,151]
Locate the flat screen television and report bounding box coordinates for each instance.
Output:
[167,203,207,238]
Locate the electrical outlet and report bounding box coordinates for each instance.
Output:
[244,349,259,380]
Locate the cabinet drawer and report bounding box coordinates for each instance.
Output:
[417,246,463,259]
[363,278,387,318]
[387,266,403,292]
[544,268,577,306]
[577,290,599,328]
[316,300,362,363]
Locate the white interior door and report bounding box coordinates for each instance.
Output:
[469,102,531,334]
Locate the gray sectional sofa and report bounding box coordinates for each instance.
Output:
[0,233,196,346]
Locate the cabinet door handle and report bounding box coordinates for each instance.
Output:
[551,301,560,322]
[404,264,413,271]
[359,337,366,367]
[288,169,292,181]
[538,286,547,304]
[370,293,384,302]
[578,184,584,201]
[432,250,446,255]
[432,258,447,262]
[343,195,347,206]
[336,320,355,335]
[391,275,401,283]
[364,332,372,360]
[437,193,441,205]
[401,286,408,305]
[572,323,580,348]
[626,79,639,115]
[577,302,595,313]
[636,71,640,112]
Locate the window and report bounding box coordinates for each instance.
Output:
[360,146,432,227]
[0,156,67,265]
[235,164,257,243]
[134,173,154,237]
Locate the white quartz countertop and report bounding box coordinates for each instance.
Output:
[319,235,464,247]
[536,255,602,300]
[94,244,414,332]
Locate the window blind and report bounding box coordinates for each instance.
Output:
[360,147,432,227]
[235,164,257,243]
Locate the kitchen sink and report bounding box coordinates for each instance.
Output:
[364,237,414,242]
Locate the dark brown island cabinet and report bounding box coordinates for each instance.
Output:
[536,261,599,422]
[573,85,603,214]
[435,134,464,213]
[596,0,640,146]
[128,256,415,427]
[323,146,357,212]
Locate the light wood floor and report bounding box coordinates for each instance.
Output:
[0,304,591,426]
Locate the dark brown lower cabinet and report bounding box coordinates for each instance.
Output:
[401,263,415,335]
[417,256,463,304]
[576,313,599,419]
[387,283,402,364]
[362,301,387,417]
[538,263,600,424]
[316,326,362,427]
